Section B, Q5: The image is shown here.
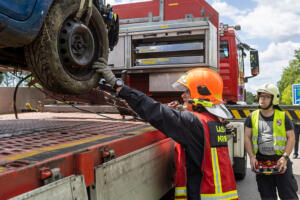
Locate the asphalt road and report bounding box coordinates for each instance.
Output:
[237,151,300,200]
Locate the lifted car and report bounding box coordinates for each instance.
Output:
[0,0,119,94]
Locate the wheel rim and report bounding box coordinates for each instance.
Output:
[59,19,95,80]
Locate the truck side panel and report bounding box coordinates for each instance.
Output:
[10,139,174,200]
[10,175,88,200]
[93,139,173,200]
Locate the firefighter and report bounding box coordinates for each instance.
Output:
[244,83,298,200]
[93,58,238,200]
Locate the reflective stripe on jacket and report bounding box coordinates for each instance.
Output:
[251,109,286,155]
[174,112,238,200]
[174,142,187,200]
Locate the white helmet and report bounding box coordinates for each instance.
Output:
[257,83,280,105]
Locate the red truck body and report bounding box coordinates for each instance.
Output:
[219,27,245,103]
[113,0,247,103]
[113,0,219,29]
[0,113,172,199]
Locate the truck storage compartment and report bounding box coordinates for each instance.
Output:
[134,39,205,66]
[108,19,218,70]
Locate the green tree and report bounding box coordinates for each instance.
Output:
[278,49,300,104]
[0,71,31,87]
[246,91,255,105]
[2,72,14,86]
[281,85,293,105]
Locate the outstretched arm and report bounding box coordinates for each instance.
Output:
[119,85,201,146]
[92,57,203,147]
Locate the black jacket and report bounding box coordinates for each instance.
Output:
[119,85,205,200]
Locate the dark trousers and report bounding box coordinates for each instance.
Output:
[256,160,298,200]
[294,124,300,156]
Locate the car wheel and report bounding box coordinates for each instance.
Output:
[25,0,109,94]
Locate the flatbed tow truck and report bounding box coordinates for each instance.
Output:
[1,0,299,199]
[1,106,298,200]
[0,112,173,200]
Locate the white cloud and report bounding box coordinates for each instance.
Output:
[246,41,300,92]
[211,0,300,41]
[211,1,248,18]
[237,6,300,41]
[253,0,300,12]
[260,41,300,62]
[246,59,288,92]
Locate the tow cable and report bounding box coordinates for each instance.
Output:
[13,74,32,119]
[12,74,144,122]
[75,0,93,24]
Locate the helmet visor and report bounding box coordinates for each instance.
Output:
[205,103,233,119]
[172,81,188,91]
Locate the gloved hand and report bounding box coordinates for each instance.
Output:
[166,101,185,111]
[92,57,117,86]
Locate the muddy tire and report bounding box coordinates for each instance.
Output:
[25,0,109,94]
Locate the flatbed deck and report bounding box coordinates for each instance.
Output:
[0,112,168,199]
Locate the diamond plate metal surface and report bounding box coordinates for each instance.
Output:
[0,118,146,157]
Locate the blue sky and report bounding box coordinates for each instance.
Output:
[107,0,300,93]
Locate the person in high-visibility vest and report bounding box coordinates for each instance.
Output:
[244,83,298,200]
[92,58,238,200]
[293,122,300,159]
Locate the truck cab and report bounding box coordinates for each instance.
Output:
[219,24,259,104]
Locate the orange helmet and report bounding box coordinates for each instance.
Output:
[174,68,223,104]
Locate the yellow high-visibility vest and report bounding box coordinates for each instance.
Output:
[251,109,286,155]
